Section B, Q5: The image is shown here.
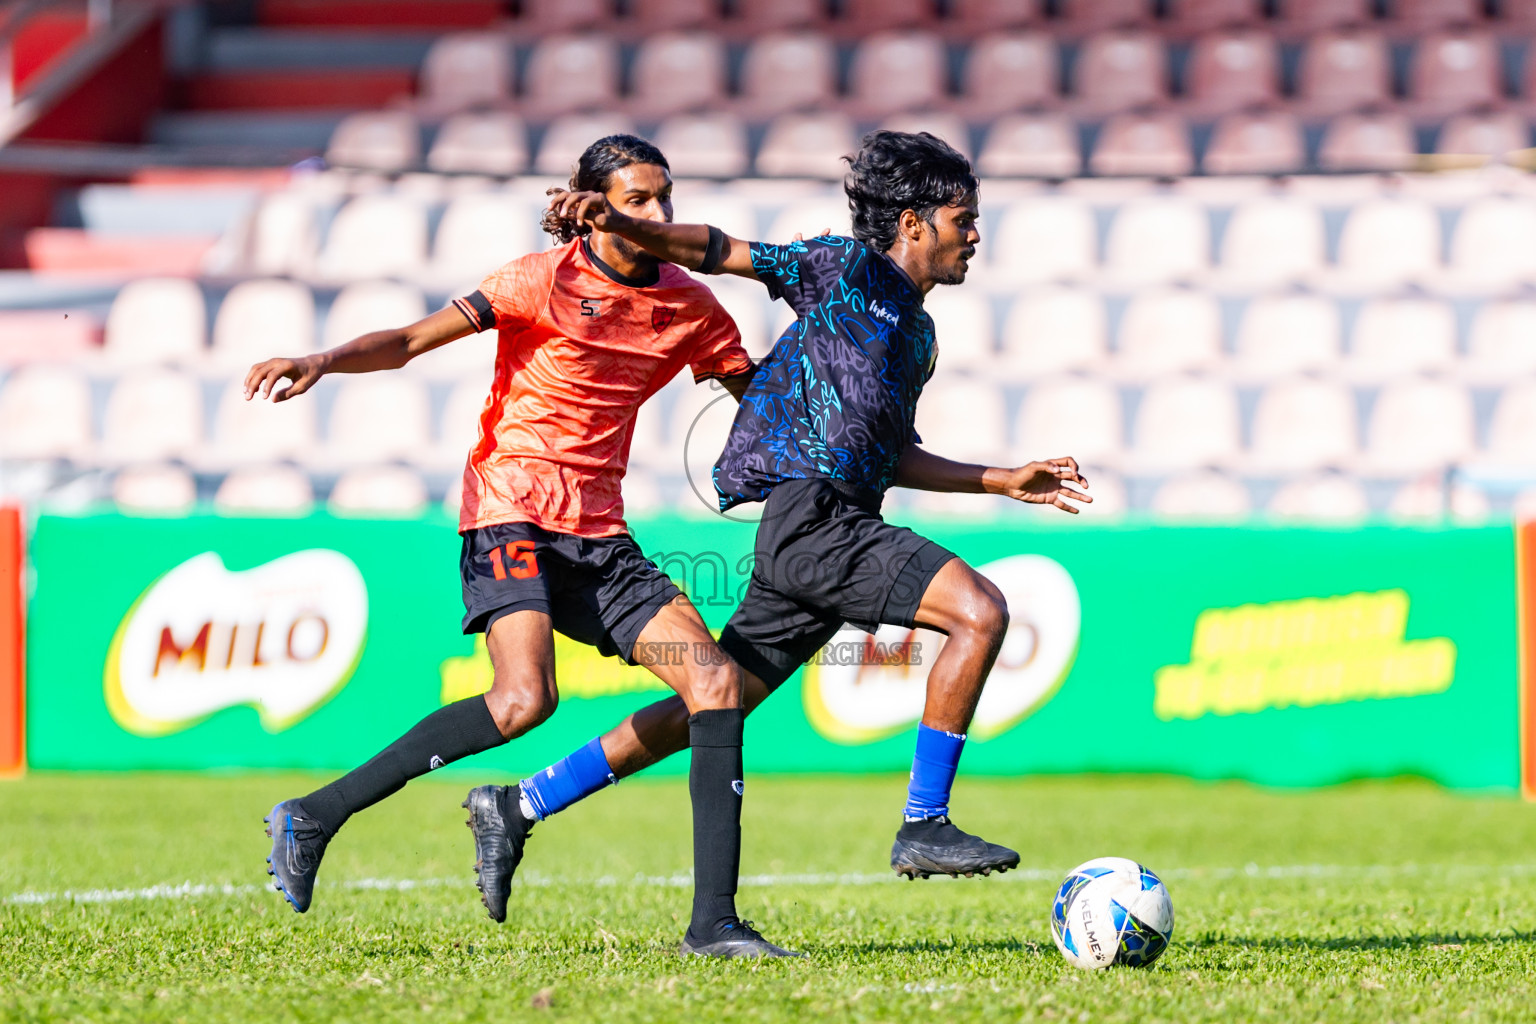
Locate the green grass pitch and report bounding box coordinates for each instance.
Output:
[3,772,1536,1022]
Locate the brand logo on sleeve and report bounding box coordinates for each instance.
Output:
[869,300,900,327]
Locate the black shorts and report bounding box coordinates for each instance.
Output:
[718,478,955,691]
[460,521,683,664]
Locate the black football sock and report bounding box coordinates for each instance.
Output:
[299,696,506,836]
[684,708,745,943]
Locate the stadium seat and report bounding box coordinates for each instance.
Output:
[0,310,98,366]
[654,112,752,179]
[1446,196,1536,288]
[1485,381,1536,468]
[1436,107,1529,159]
[1266,473,1370,522]
[522,34,620,117]
[1504,0,1536,27]
[323,282,427,349]
[1247,378,1357,473]
[914,377,1009,465]
[700,275,772,359]
[629,31,728,116]
[628,0,720,31]
[627,380,677,471]
[1057,0,1153,33]
[1274,0,1373,32]
[1131,376,1241,471]
[417,33,513,114]
[724,0,823,33]
[1335,197,1441,287]
[209,382,320,466]
[1217,197,1325,286]
[1409,27,1500,112]
[847,31,949,117]
[756,112,858,179]
[430,194,538,288]
[102,277,207,366]
[99,369,203,464]
[1073,29,1167,113]
[314,195,428,283]
[924,292,997,371]
[535,113,638,177]
[1013,377,1125,468]
[947,0,1039,32]
[837,0,933,33]
[112,463,197,514]
[1165,0,1265,33]
[214,465,315,515]
[737,32,837,117]
[0,366,92,461]
[990,197,1095,283]
[248,192,319,277]
[1464,300,1536,382]
[1089,109,1195,177]
[1347,297,1457,380]
[211,279,316,371]
[326,111,421,173]
[668,192,757,245]
[1388,478,1489,522]
[1185,30,1280,114]
[1104,197,1210,284]
[329,465,430,515]
[437,378,489,463]
[999,286,1108,378]
[324,375,433,466]
[1297,28,1391,114]
[1231,293,1341,378]
[1150,471,1252,521]
[1391,0,1485,29]
[409,326,497,382]
[1202,108,1306,175]
[765,198,854,244]
[1115,287,1223,378]
[976,113,1082,177]
[1360,377,1474,475]
[957,32,1057,115]
[426,113,529,176]
[880,111,973,159]
[513,0,606,34]
[1318,108,1418,172]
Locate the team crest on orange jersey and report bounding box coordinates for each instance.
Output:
[652,306,676,333]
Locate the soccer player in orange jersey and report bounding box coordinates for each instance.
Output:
[244,136,797,958]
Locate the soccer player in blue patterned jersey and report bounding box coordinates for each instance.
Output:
[465,131,1093,927]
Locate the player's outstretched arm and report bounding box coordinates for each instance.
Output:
[545,188,760,279]
[243,306,475,403]
[895,446,1093,514]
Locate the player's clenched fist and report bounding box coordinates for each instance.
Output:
[244,354,325,403]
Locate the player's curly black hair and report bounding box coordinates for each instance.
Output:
[541,133,670,243]
[843,131,978,252]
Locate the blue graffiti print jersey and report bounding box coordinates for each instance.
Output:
[713,235,937,510]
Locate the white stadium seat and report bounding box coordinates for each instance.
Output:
[248,192,320,277]
[418,33,514,113]
[924,292,996,371]
[913,377,1008,465]
[315,196,429,283]
[1013,377,1124,468]
[990,197,1096,284]
[426,112,529,176]
[1247,378,1357,473]
[1150,471,1252,521]
[113,463,197,514]
[1232,293,1341,380]
[1448,197,1536,288]
[1218,198,1326,286]
[326,111,421,174]
[209,381,320,466]
[1484,381,1536,470]
[1114,287,1223,378]
[323,282,427,350]
[1466,301,1536,383]
[534,112,638,177]
[324,375,433,466]
[1346,297,1456,381]
[103,278,207,366]
[214,465,315,515]
[999,287,1108,379]
[1336,198,1441,288]
[755,112,858,180]
[211,279,316,371]
[0,365,92,460]
[1104,198,1210,285]
[1131,376,1241,471]
[99,368,204,464]
[1360,377,1474,475]
[329,465,430,516]
[1267,473,1371,522]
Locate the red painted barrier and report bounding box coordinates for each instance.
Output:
[0,508,24,776]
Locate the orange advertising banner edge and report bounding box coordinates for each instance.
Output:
[1519,521,1536,801]
[1,507,23,778]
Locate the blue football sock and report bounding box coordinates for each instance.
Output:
[903,724,967,821]
[519,737,616,821]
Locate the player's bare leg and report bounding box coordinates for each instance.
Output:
[890,558,1019,880]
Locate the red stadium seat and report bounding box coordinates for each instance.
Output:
[755,111,857,178]
[1437,107,1528,157]
[848,31,948,117]
[1185,29,1280,114]
[958,32,1059,116]
[1273,0,1373,33]
[629,31,728,116]
[1297,27,1391,113]
[513,0,608,35]
[836,0,934,34]
[1165,0,1265,33]
[1202,108,1306,174]
[946,0,1040,33]
[1410,27,1500,112]
[1089,109,1194,177]
[1504,0,1536,28]
[880,111,972,158]
[1390,0,1485,29]
[1056,0,1153,33]
[736,32,837,117]
[522,34,621,117]
[417,33,513,114]
[1318,108,1417,171]
[977,113,1081,176]
[626,0,721,32]
[1073,29,1167,113]
[653,111,752,178]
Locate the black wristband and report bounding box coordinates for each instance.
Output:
[697,225,726,275]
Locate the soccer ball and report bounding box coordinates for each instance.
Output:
[1049,857,1174,969]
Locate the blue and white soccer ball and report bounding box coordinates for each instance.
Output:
[1049,857,1174,969]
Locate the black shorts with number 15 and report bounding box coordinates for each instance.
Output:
[459,521,683,665]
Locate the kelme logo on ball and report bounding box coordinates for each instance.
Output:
[803,554,1080,744]
[104,551,368,737]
